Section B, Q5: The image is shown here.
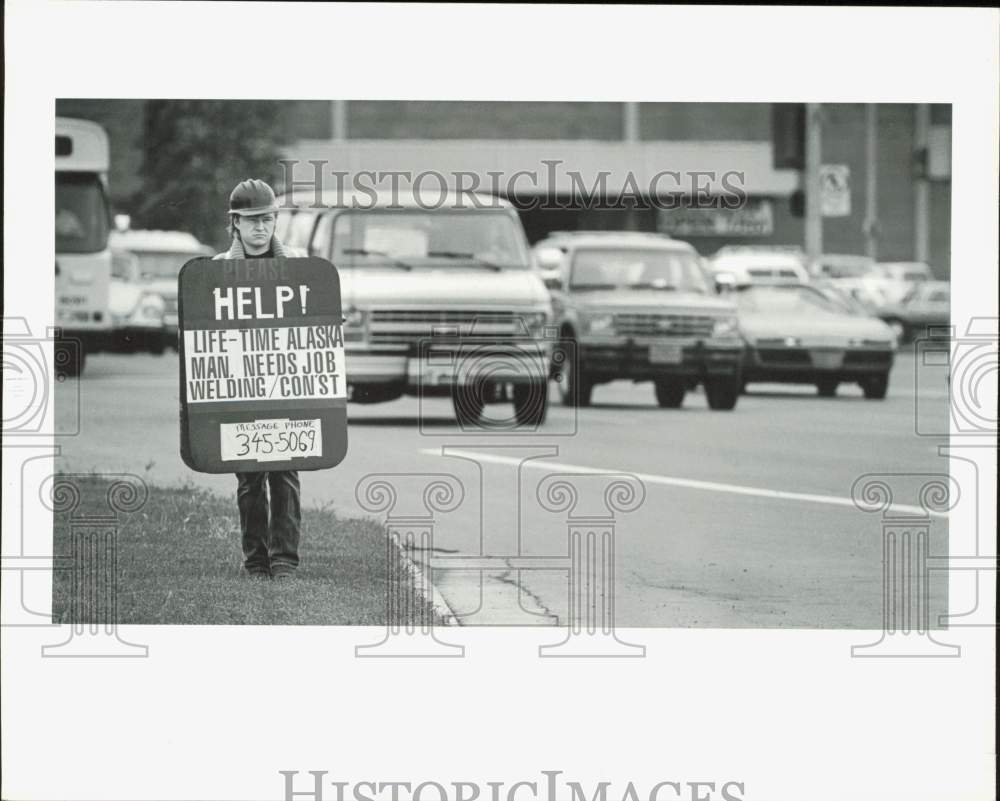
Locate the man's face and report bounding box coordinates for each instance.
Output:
[235,212,276,250]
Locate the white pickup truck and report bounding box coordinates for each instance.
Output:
[275,189,554,426]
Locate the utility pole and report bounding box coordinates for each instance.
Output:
[804,103,823,265]
[332,100,348,141]
[622,102,640,231]
[864,104,879,260]
[914,103,931,264]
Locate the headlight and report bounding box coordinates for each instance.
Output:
[131,293,164,323]
[585,313,614,334]
[344,307,366,327]
[343,307,366,342]
[520,311,550,334]
[711,316,739,338]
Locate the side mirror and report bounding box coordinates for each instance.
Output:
[714,272,737,294]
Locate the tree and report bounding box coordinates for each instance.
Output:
[132,101,289,250]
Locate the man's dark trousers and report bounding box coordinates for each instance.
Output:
[236,470,301,574]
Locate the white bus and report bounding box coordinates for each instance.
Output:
[55,117,113,376]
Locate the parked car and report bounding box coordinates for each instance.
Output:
[533,231,744,410]
[109,229,214,349]
[876,280,950,344]
[809,253,876,280]
[107,248,168,354]
[276,188,553,426]
[826,276,893,311]
[734,283,897,399]
[872,261,934,306]
[709,248,811,288]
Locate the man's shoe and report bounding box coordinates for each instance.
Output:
[242,568,271,580]
[271,565,296,580]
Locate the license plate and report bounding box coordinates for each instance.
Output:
[811,349,845,369]
[649,342,684,364]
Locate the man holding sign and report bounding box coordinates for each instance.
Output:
[216,179,305,579]
[179,178,347,580]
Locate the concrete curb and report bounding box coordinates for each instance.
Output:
[389,535,460,627]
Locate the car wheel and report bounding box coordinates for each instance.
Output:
[860,372,889,400]
[556,340,592,408]
[54,339,84,378]
[704,375,740,410]
[452,383,485,427]
[654,378,685,408]
[513,381,548,426]
[816,378,839,397]
[148,336,166,356]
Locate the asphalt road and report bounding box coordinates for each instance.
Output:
[54,348,951,627]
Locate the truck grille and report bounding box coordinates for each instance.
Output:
[368,309,526,346]
[613,313,715,338]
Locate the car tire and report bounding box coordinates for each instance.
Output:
[557,340,592,408]
[704,375,740,410]
[54,339,84,378]
[860,372,889,400]
[148,336,166,356]
[654,378,685,408]
[816,378,839,397]
[513,381,548,426]
[452,383,485,427]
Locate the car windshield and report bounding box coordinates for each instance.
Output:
[734,285,844,315]
[132,251,204,279]
[55,172,110,254]
[331,210,530,269]
[569,248,709,293]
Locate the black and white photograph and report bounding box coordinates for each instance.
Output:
[45,97,959,629]
[3,5,997,801]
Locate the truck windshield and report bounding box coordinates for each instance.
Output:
[569,248,709,293]
[55,172,110,254]
[332,210,530,269]
[132,251,203,279]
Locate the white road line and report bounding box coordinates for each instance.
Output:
[418,448,947,518]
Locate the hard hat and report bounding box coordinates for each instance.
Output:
[228,179,279,216]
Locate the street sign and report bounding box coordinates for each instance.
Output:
[820,164,851,217]
[178,256,347,473]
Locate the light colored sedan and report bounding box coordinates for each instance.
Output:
[109,229,214,349]
[877,281,950,344]
[735,283,897,399]
[108,249,167,354]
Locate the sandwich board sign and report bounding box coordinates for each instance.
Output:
[178,256,347,473]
